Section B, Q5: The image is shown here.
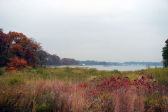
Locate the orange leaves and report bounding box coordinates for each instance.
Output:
[1,30,45,68]
[7,31,41,67]
[5,57,28,71]
[10,44,23,53]
[8,32,26,39]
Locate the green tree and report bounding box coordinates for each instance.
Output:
[162,39,168,67]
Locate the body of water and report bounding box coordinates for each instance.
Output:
[53,65,163,71]
[82,65,162,71]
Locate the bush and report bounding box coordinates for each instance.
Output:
[0,68,5,75]
[145,93,168,112]
[141,68,168,87]
[36,103,53,112]
[111,69,121,75]
[9,78,22,85]
[6,57,28,70]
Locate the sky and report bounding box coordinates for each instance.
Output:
[0,0,168,62]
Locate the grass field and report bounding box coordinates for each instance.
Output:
[0,67,168,112]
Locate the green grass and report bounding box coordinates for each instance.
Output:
[0,67,114,86]
[0,67,168,112]
[139,67,168,87]
[0,67,168,85]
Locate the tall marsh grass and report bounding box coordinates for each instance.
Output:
[139,68,168,87]
[0,67,168,112]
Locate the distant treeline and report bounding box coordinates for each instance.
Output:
[78,60,120,66]
[78,60,163,66]
[46,55,79,66]
[0,29,78,69]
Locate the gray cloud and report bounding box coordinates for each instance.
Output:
[0,0,168,62]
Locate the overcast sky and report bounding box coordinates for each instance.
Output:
[0,0,168,62]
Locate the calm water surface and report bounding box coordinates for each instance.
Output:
[54,65,163,71]
[82,65,162,71]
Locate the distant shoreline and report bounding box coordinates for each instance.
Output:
[48,64,163,71]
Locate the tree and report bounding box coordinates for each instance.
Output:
[162,39,168,67]
[8,32,41,67]
[0,29,76,69]
[0,29,11,66]
[0,30,45,68]
[60,58,79,65]
[36,49,49,66]
[47,54,61,65]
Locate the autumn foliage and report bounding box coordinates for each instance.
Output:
[5,57,28,70]
[0,30,45,70]
[0,29,79,70]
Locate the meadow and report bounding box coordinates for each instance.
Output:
[0,67,168,112]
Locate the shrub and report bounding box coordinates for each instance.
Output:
[9,78,22,85]
[145,93,168,112]
[0,68,5,75]
[36,103,53,112]
[6,57,28,70]
[111,70,122,75]
[140,68,168,87]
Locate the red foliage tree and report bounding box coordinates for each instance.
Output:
[0,29,62,69]
[0,30,45,69]
[8,32,41,67]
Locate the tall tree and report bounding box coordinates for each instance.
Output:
[162,39,168,67]
[36,49,49,66]
[0,30,45,68]
[0,29,11,66]
[8,32,41,67]
[47,54,61,65]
